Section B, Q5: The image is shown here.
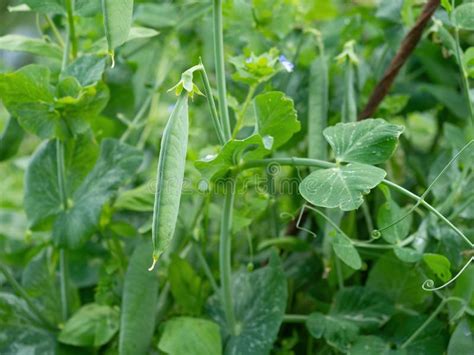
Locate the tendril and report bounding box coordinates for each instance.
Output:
[296,204,317,238]
[379,140,473,235]
[422,257,473,291]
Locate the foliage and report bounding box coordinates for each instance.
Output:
[0,0,473,354]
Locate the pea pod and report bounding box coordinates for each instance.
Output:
[149,93,189,270]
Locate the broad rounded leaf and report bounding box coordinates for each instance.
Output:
[254,91,300,149]
[58,303,119,347]
[453,3,474,31]
[423,253,452,282]
[394,246,422,263]
[299,163,386,211]
[323,118,404,164]
[0,116,24,162]
[330,231,362,270]
[208,253,287,355]
[306,312,359,351]
[0,34,62,58]
[195,134,272,182]
[448,319,473,355]
[158,317,222,355]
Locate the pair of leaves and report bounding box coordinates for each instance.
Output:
[306,287,394,352]
[0,65,109,139]
[25,138,143,248]
[196,91,300,181]
[300,119,404,211]
[208,252,287,354]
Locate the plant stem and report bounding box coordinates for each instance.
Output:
[400,297,452,349]
[283,314,308,323]
[199,58,226,145]
[64,0,77,59]
[451,1,474,127]
[0,264,57,330]
[219,182,237,335]
[56,139,69,321]
[194,242,219,294]
[240,157,472,247]
[45,15,65,48]
[232,84,257,139]
[212,0,231,140]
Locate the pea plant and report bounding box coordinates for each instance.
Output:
[0,0,473,354]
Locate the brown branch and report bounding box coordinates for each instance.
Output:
[358,0,440,120]
[286,0,440,235]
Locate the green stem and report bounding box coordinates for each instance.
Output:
[212,0,231,140]
[194,242,219,294]
[342,60,357,123]
[401,297,462,349]
[45,15,65,48]
[64,0,77,59]
[452,10,474,127]
[0,264,57,330]
[199,58,226,145]
[283,314,308,323]
[239,157,472,247]
[56,140,69,321]
[232,84,257,139]
[219,182,237,335]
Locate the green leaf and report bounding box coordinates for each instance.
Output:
[394,246,422,263]
[330,230,362,270]
[119,242,159,355]
[208,253,287,354]
[62,55,107,86]
[195,134,272,182]
[377,190,412,244]
[25,138,142,248]
[254,91,300,149]
[168,254,209,315]
[331,287,394,329]
[307,287,394,352]
[348,336,405,355]
[0,65,109,139]
[0,65,57,138]
[22,0,64,14]
[0,34,62,58]
[323,119,404,164]
[151,93,189,264]
[0,116,24,162]
[367,253,428,307]
[58,303,119,347]
[102,0,134,52]
[299,163,386,211]
[0,292,38,326]
[453,3,474,31]
[127,26,160,41]
[423,253,452,282]
[448,319,474,355]
[0,325,56,354]
[230,49,280,85]
[114,184,155,212]
[158,317,222,355]
[306,312,359,351]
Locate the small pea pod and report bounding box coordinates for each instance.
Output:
[149,93,189,270]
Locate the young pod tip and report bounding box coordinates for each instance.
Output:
[148,255,159,271]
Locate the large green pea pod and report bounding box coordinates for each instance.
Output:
[149,92,189,270]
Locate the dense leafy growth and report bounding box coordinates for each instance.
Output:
[0,0,473,354]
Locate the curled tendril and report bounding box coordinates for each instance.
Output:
[371,230,382,239]
[422,257,473,291]
[266,162,281,176]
